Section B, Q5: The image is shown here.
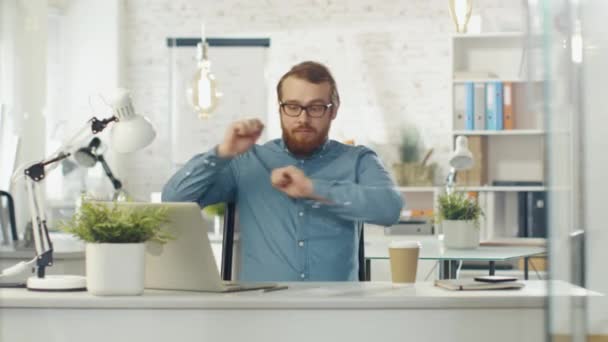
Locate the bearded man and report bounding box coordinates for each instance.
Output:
[162,61,403,281]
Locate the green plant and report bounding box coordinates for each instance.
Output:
[437,192,484,227]
[203,202,226,217]
[398,126,421,163]
[60,201,173,244]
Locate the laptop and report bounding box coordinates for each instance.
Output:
[111,202,278,293]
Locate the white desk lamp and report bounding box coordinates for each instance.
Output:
[0,88,155,291]
[445,136,474,194]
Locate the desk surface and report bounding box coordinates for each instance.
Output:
[0,280,597,310]
[365,235,545,261]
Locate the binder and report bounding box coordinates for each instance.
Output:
[473,83,485,130]
[517,191,547,238]
[485,82,504,130]
[503,82,514,129]
[454,84,467,130]
[464,82,475,130]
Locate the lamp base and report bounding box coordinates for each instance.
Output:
[27,275,86,292]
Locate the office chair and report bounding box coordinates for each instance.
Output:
[0,191,18,243]
[220,203,368,281]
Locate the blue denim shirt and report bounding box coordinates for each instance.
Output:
[161,139,403,281]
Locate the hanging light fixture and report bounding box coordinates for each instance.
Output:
[187,23,222,119]
[448,0,473,33]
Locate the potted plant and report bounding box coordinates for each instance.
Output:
[393,126,436,186]
[60,201,172,295]
[437,192,483,249]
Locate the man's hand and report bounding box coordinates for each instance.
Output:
[271,166,314,199]
[218,119,264,158]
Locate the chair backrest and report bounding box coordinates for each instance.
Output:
[220,203,367,281]
[0,190,18,242]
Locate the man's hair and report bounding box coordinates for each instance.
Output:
[276,61,340,106]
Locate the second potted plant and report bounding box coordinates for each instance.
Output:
[61,201,172,296]
[437,192,483,249]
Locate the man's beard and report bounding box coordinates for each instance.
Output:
[281,120,330,157]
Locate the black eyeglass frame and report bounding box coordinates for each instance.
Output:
[279,101,333,118]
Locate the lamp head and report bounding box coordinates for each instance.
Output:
[74,137,101,168]
[107,88,156,153]
[449,136,474,170]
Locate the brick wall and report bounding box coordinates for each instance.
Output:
[123,0,523,199]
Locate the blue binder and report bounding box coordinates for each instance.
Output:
[485,82,504,130]
[464,82,475,130]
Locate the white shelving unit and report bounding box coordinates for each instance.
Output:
[448,32,547,244]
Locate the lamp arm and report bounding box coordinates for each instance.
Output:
[56,116,117,155]
[445,167,457,195]
[10,115,117,185]
[7,115,117,280]
[25,179,54,278]
[96,155,122,190]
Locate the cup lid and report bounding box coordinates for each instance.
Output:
[389,240,421,249]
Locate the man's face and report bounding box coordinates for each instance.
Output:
[279,76,337,156]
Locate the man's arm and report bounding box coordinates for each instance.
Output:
[161,147,237,206]
[162,118,265,206]
[270,150,403,226]
[310,150,403,226]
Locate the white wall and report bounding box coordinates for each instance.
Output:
[122,0,524,199]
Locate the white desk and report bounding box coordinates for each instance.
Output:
[0,280,596,342]
[365,235,546,279]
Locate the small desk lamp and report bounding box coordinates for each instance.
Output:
[0,88,155,291]
[75,137,127,201]
[445,136,474,194]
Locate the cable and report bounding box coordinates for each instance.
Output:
[456,260,463,279]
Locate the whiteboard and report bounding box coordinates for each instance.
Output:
[168,39,269,166]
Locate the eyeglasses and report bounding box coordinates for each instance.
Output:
[279,101,333,118]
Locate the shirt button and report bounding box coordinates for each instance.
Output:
[298,241,304,247]
[300,273,305,279]
[298,212,304,217]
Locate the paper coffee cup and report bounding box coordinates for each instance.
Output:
[388,241,421,283]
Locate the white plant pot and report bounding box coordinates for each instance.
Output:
[442,220,480,249]
[86,243,145,296]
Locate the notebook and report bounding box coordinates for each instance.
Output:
[434,279,525,291]
[108,202,279,293]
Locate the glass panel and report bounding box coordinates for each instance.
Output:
[532,0,608,340]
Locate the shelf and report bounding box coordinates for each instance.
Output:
[454,186,547,192]
[452,130,546,136]
[453,79,543,84]
[452,32,524,39]
[396,186,436,192]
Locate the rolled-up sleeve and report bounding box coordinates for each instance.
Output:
[161,146,237,206]
[310,150,403,226]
